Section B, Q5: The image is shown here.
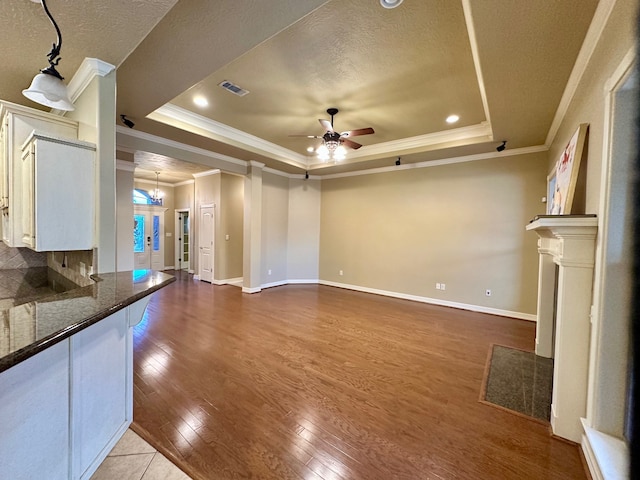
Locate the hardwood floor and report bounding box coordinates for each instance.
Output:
[131,271,587,480]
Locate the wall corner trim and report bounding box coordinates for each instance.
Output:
[66,58,115,107]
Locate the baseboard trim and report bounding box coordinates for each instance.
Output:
[242,286,262,294]
[163,265,175,271]
[286,279,320,284]
[318,280,536,321]
[261,280,289,289]
[193,274,200,281]
[212,277,243,286]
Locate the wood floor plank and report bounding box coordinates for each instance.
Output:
[132,272,587,480]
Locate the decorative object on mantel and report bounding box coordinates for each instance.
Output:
[546,124,589,215]
[22,0,75,111]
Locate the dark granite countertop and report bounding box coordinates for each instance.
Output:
[0,269,175,373]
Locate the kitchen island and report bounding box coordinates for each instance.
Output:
[0,269,174,480]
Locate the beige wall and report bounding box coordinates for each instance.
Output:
[116,166,134,271]
[261,171,289,284]
[219,174,244,280]
[287,178,321,280]
[175,182,194,210]
[319,152,547,315]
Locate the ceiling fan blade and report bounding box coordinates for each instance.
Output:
[341,127,375,137]
[342,138,362,150]
[319,119,334,132]
[289,134,321,138]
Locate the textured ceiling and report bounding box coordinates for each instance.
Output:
[0,0,600,181]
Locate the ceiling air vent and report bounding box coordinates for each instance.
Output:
[218,80,249,97]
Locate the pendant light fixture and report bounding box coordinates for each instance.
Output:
[150,172,164,203]
[22,0,75,111]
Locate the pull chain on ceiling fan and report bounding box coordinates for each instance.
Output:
[290,108,375,162]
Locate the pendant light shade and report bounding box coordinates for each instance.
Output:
[23,72,74,111]
[22,0,75,111]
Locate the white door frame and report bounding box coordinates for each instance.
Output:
[174,209,192,272]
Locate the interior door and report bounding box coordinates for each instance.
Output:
[199,206,214,282]
[175,211,190,271]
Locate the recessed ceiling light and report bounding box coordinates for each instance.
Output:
[194,96,208,108]
[446,114,460,124]
[306,146,315,153]
[380,0,404,8]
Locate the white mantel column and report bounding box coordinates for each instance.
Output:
[526,216,597,443]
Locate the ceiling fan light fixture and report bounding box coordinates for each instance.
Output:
[316,144,330,162]
[334,145,347,161]
[380,0,404,9]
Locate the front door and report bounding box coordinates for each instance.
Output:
[199,205,214,282]
[134,208,165,270]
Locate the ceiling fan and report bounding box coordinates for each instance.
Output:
[291,108,374,161]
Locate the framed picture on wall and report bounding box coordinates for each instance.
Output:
[547,123,589,215]
[547,170,558,214]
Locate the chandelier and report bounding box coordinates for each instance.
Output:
[151,172,164,203]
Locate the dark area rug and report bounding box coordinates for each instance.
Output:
[480,344,553,422]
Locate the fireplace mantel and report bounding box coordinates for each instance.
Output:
[526,215,597,443]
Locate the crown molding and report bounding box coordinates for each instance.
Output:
[115,159,136,171]
[263,166,318,180]
[545,0,618,147]
[249,161,265,169]
[322,145,548,180]
[193,169,221,178]
[462,0,493,130]
[148,103,309,169]
[116,125,248,168]
[52,58,115,116]
[134,178,175,187]
[174,179,195,186]
[342,122,493,161]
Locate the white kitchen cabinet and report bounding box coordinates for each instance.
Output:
[21,132,95,251]
[0,101,78,247]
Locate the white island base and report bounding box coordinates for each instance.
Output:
[0,297,150,480]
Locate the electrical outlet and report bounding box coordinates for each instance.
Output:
[268,269,272,275]
[441,283,446,290]
[79,262,86,277]
[436,283,441,290]
[486,289,492,297]
[339,270,344,276]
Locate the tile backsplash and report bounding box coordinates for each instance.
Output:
[48,250,94,287]
[0,242,47,269]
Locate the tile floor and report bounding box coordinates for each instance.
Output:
[90,429,191,480]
